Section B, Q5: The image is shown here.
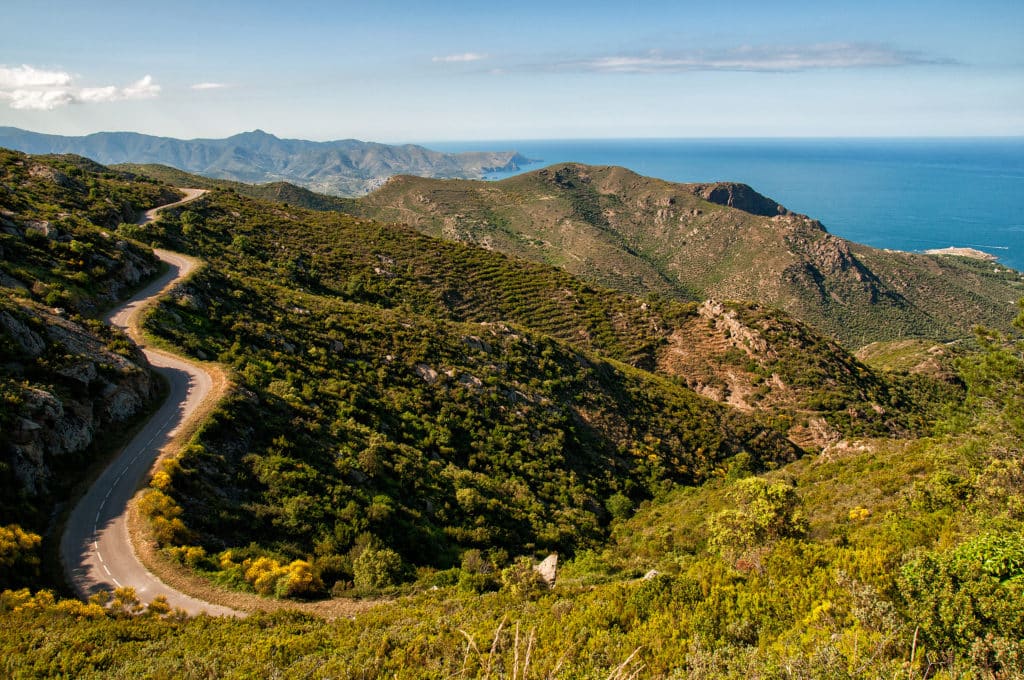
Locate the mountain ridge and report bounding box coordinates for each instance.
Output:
[108,160,1024,346]
[0,127,534,196]
[351,163,1024,346]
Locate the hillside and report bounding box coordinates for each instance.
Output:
[131,186,806,583]
[3,302,1021,677]
[0,150,172,587]
[158,180,952,438]
[94,160,959,445]
[0,127,533,196]
[1,150,1020,678]
[111,163,359,212]
[655,299,961,449]
[126,174,976,588]
[352,164,1024,346]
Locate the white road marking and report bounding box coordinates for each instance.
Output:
[61,191,240,617]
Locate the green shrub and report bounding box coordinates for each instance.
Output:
[606,492,634,520]
[500,557,541,598]
[707,477,807,562]
[353,545,403,594]
[900,533,1024,671]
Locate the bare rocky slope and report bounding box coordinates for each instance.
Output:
[0,301,158,516]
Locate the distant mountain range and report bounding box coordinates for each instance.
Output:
[0,127,534,196]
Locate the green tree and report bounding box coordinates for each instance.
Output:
[605,492,634,520]
[707,478,807,561]
[901,533,1024,674]
[353,544,403,594]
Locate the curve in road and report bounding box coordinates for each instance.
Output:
[60,189,240,616]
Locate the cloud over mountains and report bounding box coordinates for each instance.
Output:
[0,65,160,110]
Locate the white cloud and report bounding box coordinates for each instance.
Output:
[122,75,160,99]
[2,89,75,110]
[191,82,228,90]
[0,64,160,110]
[556,43,952,74]
[0,64,73,89]
[79,85,119,103]
[432,52,488,63]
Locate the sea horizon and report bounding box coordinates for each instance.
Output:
[423,135,1024,143]
[3,129,1021,270]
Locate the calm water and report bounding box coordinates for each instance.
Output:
[428,138,1024,271]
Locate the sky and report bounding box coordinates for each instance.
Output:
[1,0,1022,142]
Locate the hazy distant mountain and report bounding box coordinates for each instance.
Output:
[0,127,533,196]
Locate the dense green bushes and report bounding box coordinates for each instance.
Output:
[139,263,798,589]
[2,152,1020,676]
[123,187,820,592]
[901,533,1024,670]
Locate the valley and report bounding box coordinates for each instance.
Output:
[0,149,1021,678]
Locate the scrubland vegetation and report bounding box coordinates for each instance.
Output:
[1,152,1021,678]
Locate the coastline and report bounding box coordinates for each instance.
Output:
[923,246,999,262]
[432,138,1024,272]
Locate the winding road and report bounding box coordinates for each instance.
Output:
[60,189,239,616]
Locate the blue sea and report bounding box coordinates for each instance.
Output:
[428,138,1024,272]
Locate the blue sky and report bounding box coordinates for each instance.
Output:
[1,0,1022,141]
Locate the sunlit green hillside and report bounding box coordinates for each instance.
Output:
[1,150,1021,679]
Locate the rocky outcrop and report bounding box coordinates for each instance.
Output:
[690,182,793,217]
[534,553,558,588]
[1,303,158,499]
[28,162,84,192]
[0,310,45,356]
[0,228,160,316]
[698,300,774,359]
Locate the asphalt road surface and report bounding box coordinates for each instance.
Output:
[60,189,239,616]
